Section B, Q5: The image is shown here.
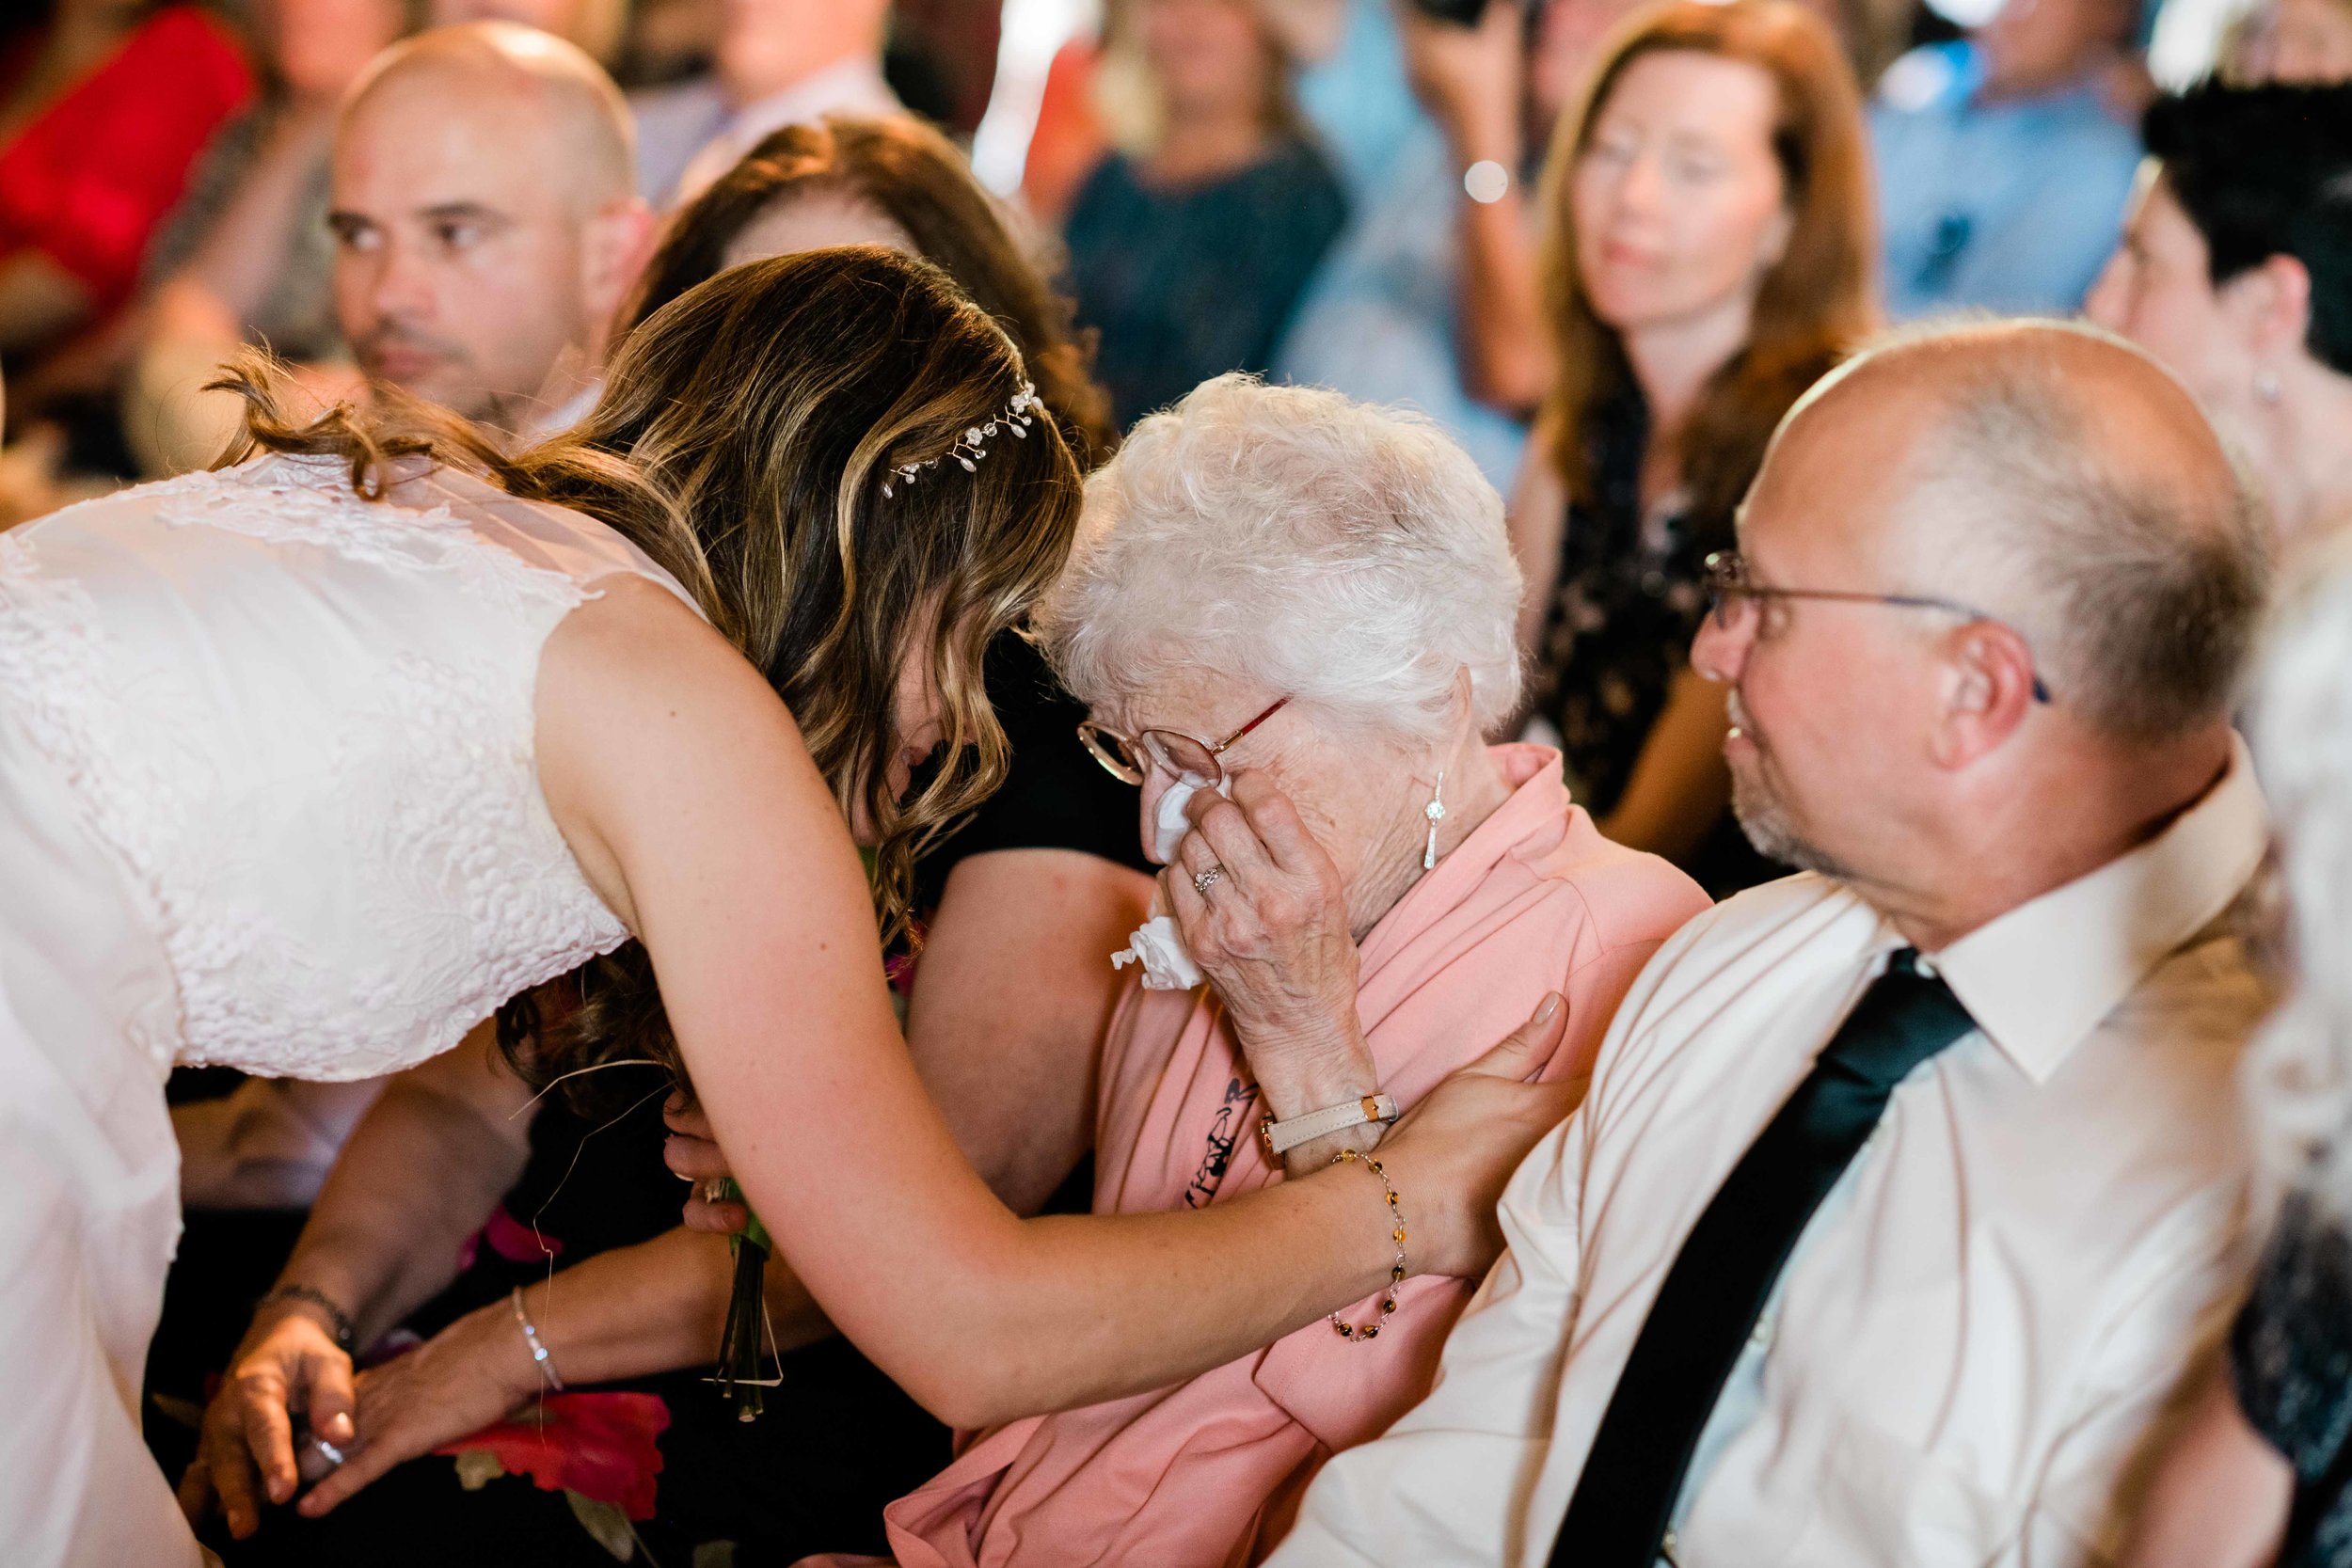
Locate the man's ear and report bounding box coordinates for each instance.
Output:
[1931,620,2039,769]
[582,198,656,323]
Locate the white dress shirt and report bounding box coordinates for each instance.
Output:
[1270,740,2272,1568]
[629,57,904,211]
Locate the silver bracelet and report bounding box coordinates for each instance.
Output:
[509,1286,564,1391]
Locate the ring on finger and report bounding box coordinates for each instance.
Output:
[1193,864,1226,895]
[700,1177,729,1205]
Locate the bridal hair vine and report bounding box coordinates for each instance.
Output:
[882,380,1041,499]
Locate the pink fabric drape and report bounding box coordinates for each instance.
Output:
[805,745,1708,1568]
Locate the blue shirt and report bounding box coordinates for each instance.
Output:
[1277,0,1529,491]
[1869,42,2141,319]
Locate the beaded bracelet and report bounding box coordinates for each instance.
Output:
[1328,1148,1406,1342]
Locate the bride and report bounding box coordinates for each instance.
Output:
[0,245,1573,1566]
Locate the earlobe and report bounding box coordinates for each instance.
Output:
[2240,255,2313,361]
[1939,626,2035,767]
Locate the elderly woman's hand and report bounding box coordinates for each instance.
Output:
[1166,770,1381,1162]
[288,1298,546,1519]
[179,1299,358,1538]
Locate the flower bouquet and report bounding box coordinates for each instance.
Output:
[712,1180,775,1421]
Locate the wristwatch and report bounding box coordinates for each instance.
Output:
[1261,1093,1400,1159]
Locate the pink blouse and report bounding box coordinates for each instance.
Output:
[807,745,1709,1568]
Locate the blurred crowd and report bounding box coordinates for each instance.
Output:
[5,0,2350,1563]
[2,0,2344,875]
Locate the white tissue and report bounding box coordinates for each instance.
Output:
[1111,914,1204,990]
[1113,776,1232,988]
[1150,775,1222,863]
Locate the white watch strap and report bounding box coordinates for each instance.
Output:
[1263,1093,1400,1157]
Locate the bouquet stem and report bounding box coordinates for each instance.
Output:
[713,1179,773,1422]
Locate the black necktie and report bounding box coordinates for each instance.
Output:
[1547,948,1977,1567]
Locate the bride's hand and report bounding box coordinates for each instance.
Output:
[1370,993,1579,1281]
[663,1092,749,1234]
[1166,769,1373,1126]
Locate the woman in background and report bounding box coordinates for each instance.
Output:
[2229,0,2352,83]
[1062,0,1346,426]
[2087,82,2352,551]
[125,0,411,479]
[0,0,249,407]
[1510,0,1877,896]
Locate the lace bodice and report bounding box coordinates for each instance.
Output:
[0,454,700,1080]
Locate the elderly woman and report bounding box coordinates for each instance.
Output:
[795,374,1709,1567]
[2087,81,2352,550]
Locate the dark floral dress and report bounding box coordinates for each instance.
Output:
[1525,394,1778,896]
[2233,1193,2352,1567]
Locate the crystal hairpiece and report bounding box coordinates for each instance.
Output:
[882,381,1041,499]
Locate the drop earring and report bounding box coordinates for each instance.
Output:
[1422,768,1447,871]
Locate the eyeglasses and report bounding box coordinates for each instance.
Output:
[1076,696,1291,788]
[1703,550,2052,704]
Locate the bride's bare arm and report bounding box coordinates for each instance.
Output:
[537,582,1570,1429]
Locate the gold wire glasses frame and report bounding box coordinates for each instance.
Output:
[1702,550,2052,705]
[1076,696,1293,788]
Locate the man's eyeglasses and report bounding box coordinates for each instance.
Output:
[1077,696,1291,788]
[1703,550,2051,704]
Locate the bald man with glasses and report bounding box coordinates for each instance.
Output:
[1270,320,2277,1568]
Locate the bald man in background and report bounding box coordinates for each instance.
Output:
[330,22,648,440]
[1271,322,2277,1567]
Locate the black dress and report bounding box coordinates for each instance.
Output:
[2233,1193,2352,1568]
[1525,394,1779,897]
[194,634,1150,1566]
[1064,137,1347,427]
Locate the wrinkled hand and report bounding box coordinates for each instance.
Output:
[1398,0,1527,158]
[663,1092,749,1235]
[1164,770,1372,1118]
[1373,993,1579,1279]
[179,1302,357,1538]
[290,1303,542,1518]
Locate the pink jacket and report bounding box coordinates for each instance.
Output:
[809,746,1709,1568]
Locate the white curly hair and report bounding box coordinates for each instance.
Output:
[2245,526,2352,1218]
[1034,374,1523,748]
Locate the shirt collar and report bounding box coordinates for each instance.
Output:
[517,378,603,445]
[1918,734,2268,1083]
[726,57,902,144]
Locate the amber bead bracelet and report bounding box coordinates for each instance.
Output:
[1328,1147,1406,1341]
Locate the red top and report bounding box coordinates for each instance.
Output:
[0,6,253,313]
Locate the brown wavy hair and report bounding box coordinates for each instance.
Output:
[626,113,1117,466]
[214,245,1084,1095]
[1536,0,1879,537]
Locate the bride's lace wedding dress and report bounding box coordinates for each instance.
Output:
[0,453,696,1566]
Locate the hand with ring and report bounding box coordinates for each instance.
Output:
[663,1092,751,1235]
[1164,769,1375,1164]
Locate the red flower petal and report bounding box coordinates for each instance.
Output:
[437,1391,670,1519]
